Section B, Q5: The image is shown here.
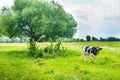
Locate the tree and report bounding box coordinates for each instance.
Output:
[107,37,120,41]
[100,37,107,41]
[92,36,98,41]
[0,0,77,56]
[86,35,91,41]
[80,39,84,42]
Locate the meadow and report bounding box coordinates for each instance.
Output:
[0,42,120,80]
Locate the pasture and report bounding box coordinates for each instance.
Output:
[0,42,120,80]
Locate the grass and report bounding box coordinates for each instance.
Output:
[0,42,120,80]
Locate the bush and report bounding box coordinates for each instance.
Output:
[43,45,55,58]
[44,46,54,54]
[54,39,61,53]
[27,39,37,57]
[57,47,67,57]
[35,48,43,58]
[28,39,43,58]
[28,38,68,58]
[43,39,67,58]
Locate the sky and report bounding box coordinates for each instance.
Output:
[0,0,120,39]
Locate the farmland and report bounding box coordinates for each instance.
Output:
[0,42,120,80]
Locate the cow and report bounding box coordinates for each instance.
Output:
[82,45,102,62]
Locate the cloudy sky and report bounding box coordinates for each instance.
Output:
[0,0,120,39]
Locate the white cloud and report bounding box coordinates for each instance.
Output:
[0,0,14,8]
[58,0,120,38]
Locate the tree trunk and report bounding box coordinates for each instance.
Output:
[28,37,37,57]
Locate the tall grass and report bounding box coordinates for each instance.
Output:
[0,42,120,80]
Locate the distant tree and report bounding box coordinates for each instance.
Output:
[107,37,114,41]
[92,36,98,41]
[0,0,77,57]
[100,37,107,41]
[80,39,84,42]
[86,35,91,41]
[107,37,120,41]
[75,38,80,42]
[99,37,120,42]
[74,38,84,42]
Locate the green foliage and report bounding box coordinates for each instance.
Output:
[0,0,77,41]
[43,39,67,58]
[27,39,36,57]
[92,36,99,41]
[54,39,68,57]
[54,39,62,53]
[93,36,120,42]
[44,39,54,54]
[27,39,43,57]
[34,48,43,58]
[86,35,91,41]
[44,45,54,54]
[107,37,120,41]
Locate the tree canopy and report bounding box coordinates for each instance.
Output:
[0,0,77,42]
[86,35,91,41]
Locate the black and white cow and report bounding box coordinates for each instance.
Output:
[82,45,102,61]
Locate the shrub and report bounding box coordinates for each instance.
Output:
[28,39,43,58]
[27,39,37,57]
[44,46,54,54]
[54,39,61,53]
[43,39,67,58]
[27,38,68,58]
[57,47,67,57]
[35,48,43,58]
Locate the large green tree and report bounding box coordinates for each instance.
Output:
[0,0,77,41]
[0,0,77,56]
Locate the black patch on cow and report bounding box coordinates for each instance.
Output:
[91,47,98,55]
[85,46,89,52]
[88,49,91,53]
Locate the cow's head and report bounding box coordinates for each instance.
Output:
[96,47,102,53]
[92,47,102,55]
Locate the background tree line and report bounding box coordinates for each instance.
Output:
[71,35,120,42]
[0,35,120,43]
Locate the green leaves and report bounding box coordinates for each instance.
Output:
[0,0,77,41]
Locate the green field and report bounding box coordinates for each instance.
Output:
[0,42,120,80]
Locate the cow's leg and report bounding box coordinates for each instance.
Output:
[89,48,93,62]
[82,51,86,61]
[89,53,92,62]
